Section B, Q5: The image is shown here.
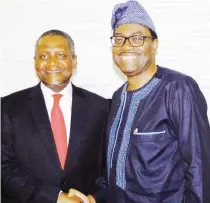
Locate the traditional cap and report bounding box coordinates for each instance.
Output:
[111,0,157,36]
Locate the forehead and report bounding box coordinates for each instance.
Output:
[37,35,69,50]
[114,24,151,36]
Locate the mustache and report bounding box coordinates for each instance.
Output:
[119,52,140,56]
[43,66,65,73]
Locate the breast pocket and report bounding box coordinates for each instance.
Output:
[132,130,166,142]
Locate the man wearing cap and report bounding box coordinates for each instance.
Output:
[56,1,210,202]
[105,0,210,202]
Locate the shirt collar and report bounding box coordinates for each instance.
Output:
[41,81,73,101]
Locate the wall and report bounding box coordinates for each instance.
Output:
[0,0,210,119]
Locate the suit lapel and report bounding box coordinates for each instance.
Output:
[64,84,89,173]
[28,84,62,174]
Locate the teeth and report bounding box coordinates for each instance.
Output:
[120,55,137,60]
[46,71,61,73]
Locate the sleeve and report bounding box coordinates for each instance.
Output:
[1,110,60,203]
[90,126,108,203]
[90,99,111,203]
[169,77,210,203]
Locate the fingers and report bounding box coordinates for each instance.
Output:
[57,192,82,203]
[87,195,96,203]
[68,189,89,203]
[69,195,84,203]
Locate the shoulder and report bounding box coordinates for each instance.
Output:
[157,66,199,90]
[1,85,37,112]
[158,67,207,110]
[72,84,110,111]
[112,83,126,99]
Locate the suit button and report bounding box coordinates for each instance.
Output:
[61,180,68,185]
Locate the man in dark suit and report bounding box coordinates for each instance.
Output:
[1,30,110,203]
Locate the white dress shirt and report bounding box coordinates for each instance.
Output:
[41,82,72,145]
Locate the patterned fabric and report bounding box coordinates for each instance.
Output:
[107,77,160,189]
[106,66,210,203]
[107,84,127,179]
[116,78,160,189]
[111,0,157,36]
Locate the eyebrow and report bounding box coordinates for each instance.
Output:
[37,48,67,52]
[114,31,144,36]
[37,50,68,55]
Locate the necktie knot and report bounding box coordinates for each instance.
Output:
[53,94,63,105]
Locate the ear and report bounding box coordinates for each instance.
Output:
[34,56,37,71]
[72,55,77,70]
[152,39,158,55]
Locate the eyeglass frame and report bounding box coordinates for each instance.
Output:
[110,35,155,47]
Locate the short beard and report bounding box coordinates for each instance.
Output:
[125,60,151,78]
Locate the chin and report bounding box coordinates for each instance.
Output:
[123,68,144,77]
[42,80,62,87]
[120,66,138,74]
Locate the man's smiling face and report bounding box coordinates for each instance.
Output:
[112,23,157,77]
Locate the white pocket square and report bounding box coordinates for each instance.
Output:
[133,129,165,135]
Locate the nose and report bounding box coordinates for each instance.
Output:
[48,56,58,67]
[45,57,60,72]
[122,38,132,50]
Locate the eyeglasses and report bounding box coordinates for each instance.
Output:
[110,35,155,47]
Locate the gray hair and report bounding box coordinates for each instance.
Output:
[35,29,75,56]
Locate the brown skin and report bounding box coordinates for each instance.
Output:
[57,192,82,203]
[68,189,96,203]
[35,36,93,202]
[35,36,94,202]
[112,23,158,91]
[35,35,77,92]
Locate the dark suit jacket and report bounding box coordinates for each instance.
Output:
[1,83,110,203]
